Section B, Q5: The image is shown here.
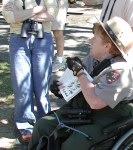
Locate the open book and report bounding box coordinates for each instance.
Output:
[59,68,93,102]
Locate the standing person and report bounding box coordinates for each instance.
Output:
[52,0,69,73]
[28,16,133,149]
[100,0,133,30]
[2,0,57,143]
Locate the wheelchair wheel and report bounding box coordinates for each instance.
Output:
[112,128,133,150]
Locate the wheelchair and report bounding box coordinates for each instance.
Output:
[47,114,133,150]
[29,114,133,150]
[89,116,133,150]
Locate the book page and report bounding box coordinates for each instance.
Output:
[59,68,93,102]
[59,68,77,86]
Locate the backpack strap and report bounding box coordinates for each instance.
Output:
[90,59,111,77]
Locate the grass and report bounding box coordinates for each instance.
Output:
[0,60,13,105]
[0,61,27,149]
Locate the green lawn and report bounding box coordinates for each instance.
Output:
[0,60,13,104]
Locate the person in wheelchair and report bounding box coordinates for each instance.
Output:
[28,16,133,150]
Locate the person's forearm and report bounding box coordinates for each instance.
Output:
[13,6,45,22]
[77,71,107,109]
[33,12,54,22]
[3,2,46,22]
[13,8,37,22]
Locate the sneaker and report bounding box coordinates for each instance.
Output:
[52,57,66,73]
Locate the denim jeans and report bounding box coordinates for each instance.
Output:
[9,33,54,134]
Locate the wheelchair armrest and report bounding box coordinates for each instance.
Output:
[103,116,133,135]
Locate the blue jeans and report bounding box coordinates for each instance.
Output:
[9,33,54,134]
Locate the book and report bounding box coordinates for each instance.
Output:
[59,68,93,102]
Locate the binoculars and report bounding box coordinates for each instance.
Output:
[21,19,44,38]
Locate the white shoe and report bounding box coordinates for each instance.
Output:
[52,57,66,73]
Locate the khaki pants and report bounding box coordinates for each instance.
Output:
[52,0,69,30]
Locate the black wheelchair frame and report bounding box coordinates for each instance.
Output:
[48,115,133,150]
[89,116,133,150]
[29,115,133,150]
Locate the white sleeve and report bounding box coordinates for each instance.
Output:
[2,0,15,23]
[95,68,130,108]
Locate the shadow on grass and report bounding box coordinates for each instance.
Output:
[0,61,28,149]
[0,61,13,104]
[0,102,29,149]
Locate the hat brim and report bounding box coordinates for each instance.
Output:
[94,16,128,61]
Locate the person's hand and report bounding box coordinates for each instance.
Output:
[32,6,47,21]
[35,0,47,13]
[33,5,46,14]
[66,57,84,76]
[50,80,63,98]
[32,5,49,22]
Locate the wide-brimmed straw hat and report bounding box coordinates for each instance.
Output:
[95,16,133,61]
